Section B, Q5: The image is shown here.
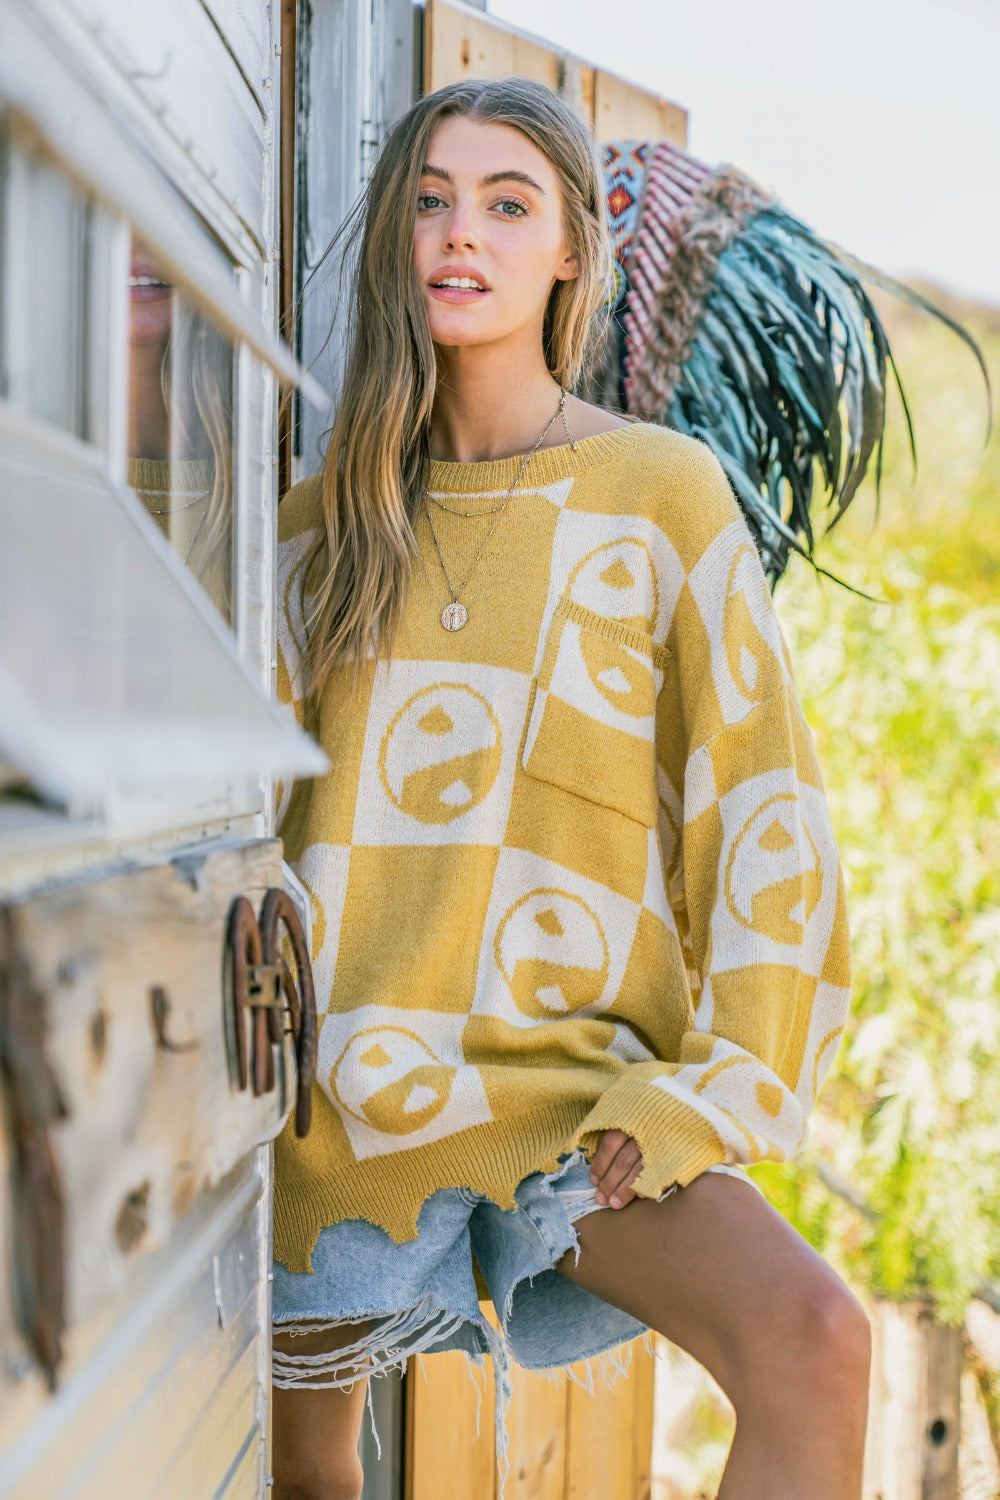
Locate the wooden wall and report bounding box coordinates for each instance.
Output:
[424,0,687,147]
[406,1305,656,1500]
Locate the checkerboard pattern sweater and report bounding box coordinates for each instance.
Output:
[272,422,850,1273]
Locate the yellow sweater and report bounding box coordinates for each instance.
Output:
[273,423,850,1273]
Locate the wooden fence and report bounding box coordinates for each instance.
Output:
[406,1304,655,1500]
[424,0,688,148]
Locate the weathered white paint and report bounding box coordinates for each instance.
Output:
[34,0,267,250]
[200,0,273,112]
[0,1153,271,1498]
[0,0,326,407]
[0,841,291,1340]
[0,0,339,1495]
[295,0,415,474]
[0,414,326,813]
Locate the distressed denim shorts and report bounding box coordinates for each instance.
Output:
[272,1149,761,1487]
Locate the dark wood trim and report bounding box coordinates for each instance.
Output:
[278,0,298,501]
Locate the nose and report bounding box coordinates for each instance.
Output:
[442,201,480,253]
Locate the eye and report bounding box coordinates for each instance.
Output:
[494,197,529,218]
[417,192,446,212]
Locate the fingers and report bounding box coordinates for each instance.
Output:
[589,1129,643,1209]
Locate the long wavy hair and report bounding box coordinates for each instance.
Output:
[301,77,614,690]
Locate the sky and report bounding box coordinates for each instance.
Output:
[487,0,1000,308]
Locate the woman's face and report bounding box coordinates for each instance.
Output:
[413,115,578,360]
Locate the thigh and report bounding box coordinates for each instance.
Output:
[555,1170,859,1399]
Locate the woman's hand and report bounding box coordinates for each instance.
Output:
[589,1129,644,1208]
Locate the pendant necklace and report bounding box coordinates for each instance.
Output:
[424,386,576,632]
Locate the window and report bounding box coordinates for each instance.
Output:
[0,120,110,445]
[0,96,327,821]
[128,236,237,622]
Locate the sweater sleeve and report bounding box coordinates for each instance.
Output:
[570,460,851,1200]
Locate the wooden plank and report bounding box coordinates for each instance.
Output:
[863,1297,962,1500]
[423,4,688,153]
[564,1344,641,1500]
[558,57,595,130]
[505,1365,567,1500]
[406,1308,658,1500]
[511,36,561,91]
[32,0,269,251]
[631,1339,656,1500]
[424,0,515,92]
[406,1339,497,1500]
[593,70,687,148]
[0,1157,266,1497]
[199,0,270,107]
[0,840,290,1346]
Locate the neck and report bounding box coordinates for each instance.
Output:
[430,344,563,463]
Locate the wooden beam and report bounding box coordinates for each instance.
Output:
[592,69,687,147]
[423,0,687,149]
[862,1297,962,1500]
[424,0,514,91]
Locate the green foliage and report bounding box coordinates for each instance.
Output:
[750,294,1000,1325]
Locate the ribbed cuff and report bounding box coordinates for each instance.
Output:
[569,1076,728,1200]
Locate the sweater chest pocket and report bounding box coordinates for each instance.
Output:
[521,597,670,828]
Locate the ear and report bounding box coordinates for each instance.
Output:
[554,247,579,283]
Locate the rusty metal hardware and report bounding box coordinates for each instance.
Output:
[0,906,68,1391]
[226,890,316,1135]
[227,895,269,1096]
[149,984,199,1054]
[259,887,317,1139]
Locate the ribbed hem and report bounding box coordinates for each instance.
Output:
[427,421,651,498]
[127,455,215,495]
[273,1100,598,1273]
[569,1081,728,1201]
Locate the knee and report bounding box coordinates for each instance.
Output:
[273,1454,364,1500]
[727,1273,871,1417]
[804,1280,871,1391]
[772,1277,871,1403]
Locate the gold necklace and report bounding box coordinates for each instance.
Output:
[424,387,575,632]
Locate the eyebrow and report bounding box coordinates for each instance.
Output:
[420,165,547,195]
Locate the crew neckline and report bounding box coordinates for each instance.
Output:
[426,420,651,496]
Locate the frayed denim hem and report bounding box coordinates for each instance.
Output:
[272,1293,515,1493]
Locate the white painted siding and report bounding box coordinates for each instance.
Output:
[0,1156,271,1498]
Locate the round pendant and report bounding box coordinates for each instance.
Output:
[441,601,468,632]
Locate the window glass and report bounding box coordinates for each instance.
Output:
[127,235,236,622]
[0,118,103,441]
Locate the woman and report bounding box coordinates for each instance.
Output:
[271,77,870,1500]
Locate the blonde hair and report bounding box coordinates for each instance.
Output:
[302,77,613,689]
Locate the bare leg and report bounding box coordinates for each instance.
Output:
[556,1173,870,1500]
[272,1320,371,1500]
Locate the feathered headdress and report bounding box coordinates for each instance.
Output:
[588,140,990,585]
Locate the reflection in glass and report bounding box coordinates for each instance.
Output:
[127,236,235,621]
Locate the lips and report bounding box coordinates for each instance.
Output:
[427,265,491,292]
